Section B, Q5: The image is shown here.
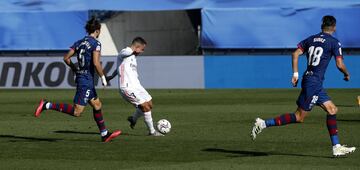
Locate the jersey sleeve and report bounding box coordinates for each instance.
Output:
[94,41,101,52]
[120,47,134,57]
[297,38,307,52]
[333,41,343,59]
[70,42,77,51]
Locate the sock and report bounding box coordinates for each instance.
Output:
[143,111,156,134]
[132,108,144,122]
[46,102,75,116]
[93,109,108,137]
[327,114,340,146]
[265,113,297,127]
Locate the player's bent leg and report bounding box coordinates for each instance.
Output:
[120,88,146,130]
[34,99,78,117]
[320,101,356,156]
[128,107,143,129]
[251,108,305,140]
[89,98,121,142]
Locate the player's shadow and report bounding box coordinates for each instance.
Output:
[202,148,268,157]
[337,119,360,123]
[53,130,98,135]
[53,130,142,136]
[337,104,357,108]
[202,148,333,158]
[0,135,61,142]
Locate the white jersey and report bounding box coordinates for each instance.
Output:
[117,47,142,89]
[116,47,152,105]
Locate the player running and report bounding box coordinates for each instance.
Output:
[106,37,163,136]
[251,15,356,156]
[34,17,121,142]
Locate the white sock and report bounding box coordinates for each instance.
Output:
[101,130,108,137]
[132,108,144,122]
[45,102,51,109]
[143,111,156,134]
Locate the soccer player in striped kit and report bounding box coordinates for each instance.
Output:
[34,17,121,142]
[251,15,356,156]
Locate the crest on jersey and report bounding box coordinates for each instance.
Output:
[96,45,101,51]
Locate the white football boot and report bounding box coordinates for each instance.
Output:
[333,144,356,157]
[251,118,266,140]
[149,131,164,137]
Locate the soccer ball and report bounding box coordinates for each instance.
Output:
[156,119,171,134]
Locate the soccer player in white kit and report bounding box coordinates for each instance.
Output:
[107,37,163,136]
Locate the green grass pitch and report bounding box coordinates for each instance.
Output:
[0,89,359,169]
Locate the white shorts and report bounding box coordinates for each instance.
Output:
[119,87,152,106]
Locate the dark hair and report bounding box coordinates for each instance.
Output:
[132,37,147,45]
[321,15,336,30]
[85,16,101,34]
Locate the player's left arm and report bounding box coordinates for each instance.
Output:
[333,41,350,81]
[336,57,350,81]
[93,51,107,86]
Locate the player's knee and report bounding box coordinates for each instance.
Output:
[295,114,305,123]
[328,106,338,115]
[73,105,84,117]
[90,99,102,110]
[296,118,305,123]
[295,111,306,123]
[143,106,151,112]
[140,103,151,112]
[73,109,83,117]
[148,102,153,109]
[94,101,102,110]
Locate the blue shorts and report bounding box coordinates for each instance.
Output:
[296,78,331,111]
[73,85,97,106]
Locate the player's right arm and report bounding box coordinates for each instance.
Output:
[291,48,303,87]
[105,69,118,82]
[104,47,134,82]
[105,48,132,82]
[63,49,78,72]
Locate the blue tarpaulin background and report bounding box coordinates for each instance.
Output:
[0,0,359,50]
[201,7,360,48]
[204,55,360,88]
[0,11,87,50]
[0,0,358,12]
